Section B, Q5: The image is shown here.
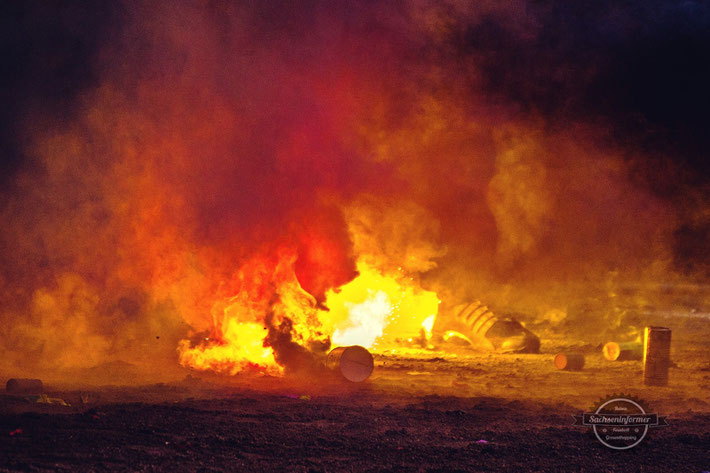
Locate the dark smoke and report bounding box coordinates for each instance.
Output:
[452,1,710,270]
[0,1,123,189]
[264,311,329,375]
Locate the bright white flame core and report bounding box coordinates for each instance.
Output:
[332,290,391,347]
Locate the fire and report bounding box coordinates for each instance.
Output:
[178,252,439,375]
[178,321,280,375]
[326,261,439,349]
[331,290,391,348]
[421,314,436,339]
[178,248,330,375]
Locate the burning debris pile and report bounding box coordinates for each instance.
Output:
[176,249,540,378]
[174,245,442,375]
[0,0,709,384]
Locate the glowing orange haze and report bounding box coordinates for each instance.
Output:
[0,1,677,379]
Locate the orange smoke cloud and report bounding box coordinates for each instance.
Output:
[0,0,701,377]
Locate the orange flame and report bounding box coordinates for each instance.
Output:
[326,261,439,349]
[178,247,329,374]
[178,250,439,375]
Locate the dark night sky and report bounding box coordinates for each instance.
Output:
[465,1,710,193]
[0,1,123,187]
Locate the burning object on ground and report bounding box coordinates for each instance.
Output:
[326,345,374,382]
[6,379,43,395]
[28,394,71,406]
[434,301,540,354]
[553,353,585,371]
[603,341,643,361]
[643,326,672,386]
[441,330,476,347]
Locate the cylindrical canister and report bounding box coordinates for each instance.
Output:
[6,378,43,394]
[643,326,671,386]
[603,341,643,361]
[326,345,374,382]
[553,353,585,371]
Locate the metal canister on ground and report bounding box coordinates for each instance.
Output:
[603,341,643,361]
[553,353,585,371]
[6,378,43,394]
[643,326,672,386]
[326,345,374,382]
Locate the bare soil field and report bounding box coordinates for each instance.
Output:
[1,315,709,472]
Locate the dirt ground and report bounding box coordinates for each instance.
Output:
[1,314,709,472]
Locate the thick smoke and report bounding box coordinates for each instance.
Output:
[1,0,708,378]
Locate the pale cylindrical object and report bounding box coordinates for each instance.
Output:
[643,326,671,386]
[326,346,374,382]
[553,353,585,371]
[603,341,643,361]
[6,378,43,394]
